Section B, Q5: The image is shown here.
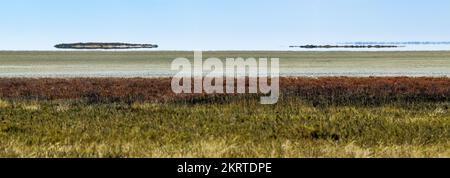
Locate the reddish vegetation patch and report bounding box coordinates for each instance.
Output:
[0,78,174,103]
[281,77,450,105]
[0,77,448,105]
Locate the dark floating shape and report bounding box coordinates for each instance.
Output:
[290,45,400,49]
[55,42,158,49]
[341,41,450,45]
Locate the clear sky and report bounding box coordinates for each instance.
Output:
[1,0,450,50]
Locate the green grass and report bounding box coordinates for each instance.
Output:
[1,98,449,158]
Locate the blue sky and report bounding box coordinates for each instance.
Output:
[1,0,450,50]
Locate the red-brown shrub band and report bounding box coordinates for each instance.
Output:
[0,77,448,105]
[281,77,450,106]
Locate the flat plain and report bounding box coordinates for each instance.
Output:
[0,51,449,158]
[0,51,449,77]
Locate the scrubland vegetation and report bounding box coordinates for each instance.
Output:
[0,77,449,158]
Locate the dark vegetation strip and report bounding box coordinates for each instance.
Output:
[0,77,448,106]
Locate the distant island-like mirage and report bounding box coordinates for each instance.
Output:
[55,42,158,49]
[290,45,400,49]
